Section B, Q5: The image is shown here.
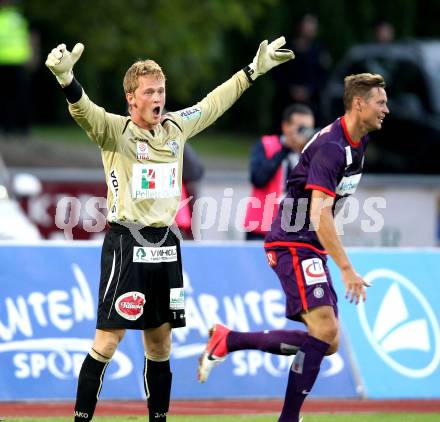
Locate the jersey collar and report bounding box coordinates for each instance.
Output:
[340,116,361,148]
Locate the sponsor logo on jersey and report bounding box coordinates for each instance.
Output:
[170,288,185,310]
[133,246,177,263]
[132,163,180,199]
[136,142,149,160]
[345,146,353,167]
[301,258,327,285]
[115,291,145,321]
[169,166,176,188]
[167,140,179,157]
[108,169,119,222]
[179,106,201,121]
[336,173,362,196]
[141,168,156,189]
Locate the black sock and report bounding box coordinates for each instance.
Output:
[144,358,172,421]
[74,353,109,421]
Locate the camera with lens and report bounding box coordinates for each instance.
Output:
[298,126,318,141]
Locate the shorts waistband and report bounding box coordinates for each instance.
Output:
[264,241,327,255]
[108,222,171,236]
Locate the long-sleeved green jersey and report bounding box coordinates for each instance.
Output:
[68,70,250,227]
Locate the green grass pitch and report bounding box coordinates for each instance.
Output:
[6,414,440,422]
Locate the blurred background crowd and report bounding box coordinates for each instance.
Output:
[1,0,440,242]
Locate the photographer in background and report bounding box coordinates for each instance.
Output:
[243,104,315,240]
[176,143,205,239]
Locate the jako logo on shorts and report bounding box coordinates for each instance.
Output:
[358,269,440,378]
[115,292,145,321]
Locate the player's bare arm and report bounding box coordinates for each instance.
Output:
[310,189,367,304]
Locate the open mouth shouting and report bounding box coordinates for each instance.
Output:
[153,106,161,119]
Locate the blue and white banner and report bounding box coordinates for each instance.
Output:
[176,244,358,399]
[0,242,358,400]
[330,249,440,398]
[0,244,144,400]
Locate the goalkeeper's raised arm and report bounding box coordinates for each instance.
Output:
[45,38,295,142]
[169,36,295,140]
[46,43,125,147]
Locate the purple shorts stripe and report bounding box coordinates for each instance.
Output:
[289,247,309,311]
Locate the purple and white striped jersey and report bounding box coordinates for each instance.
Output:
[265,116,369,250]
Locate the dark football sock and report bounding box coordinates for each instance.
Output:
[279,335,330,422]
[144,357,172,421]
[74,352,110,421]
[227,330,308,355]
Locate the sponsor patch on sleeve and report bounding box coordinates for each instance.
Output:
[179,106,202,121]
[301,258,328,285]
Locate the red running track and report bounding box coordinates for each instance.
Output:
[0,400,440,417]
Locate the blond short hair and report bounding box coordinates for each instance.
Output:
[343,73,385,110]
[123,60,166,94]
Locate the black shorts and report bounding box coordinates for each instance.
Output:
[96,223,186,330]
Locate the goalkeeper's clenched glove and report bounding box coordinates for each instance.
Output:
[45,43,84,87]
[244,36,294,83]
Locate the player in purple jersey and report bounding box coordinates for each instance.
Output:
[199,73,389,421]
